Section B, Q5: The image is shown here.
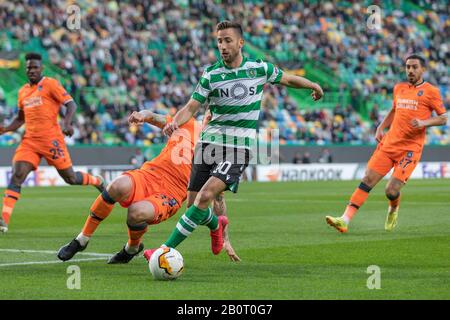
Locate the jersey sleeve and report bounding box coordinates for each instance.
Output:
[392,84,398,110]
[49,79,73,105]
[191,70,211,104]
[17,89,23,110]
[265,61,283,84]
[428,87,446,115]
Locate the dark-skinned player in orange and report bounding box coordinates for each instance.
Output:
[326,54,447,233]
[0,53,104,233]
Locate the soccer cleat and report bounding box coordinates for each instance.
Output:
[0,218,8,233]
[385,206,399,231]
[94,175,106,193]
[57,239,88,261]
[108,243,144,264]
[325,216,348,233]
[210,215,228,255]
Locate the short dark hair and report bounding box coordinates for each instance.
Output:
[216,20,243,37]
[25,52,42,61]
[406,54,426,67]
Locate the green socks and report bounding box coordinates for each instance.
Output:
[164,205,218,248]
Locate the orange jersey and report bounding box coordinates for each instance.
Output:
[141,117,200,204]
[381,81,446,153]
[18,77,73,139]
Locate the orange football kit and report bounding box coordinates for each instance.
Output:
[119,117,200,224]
[14,76,73,170]
[367,81,446,182]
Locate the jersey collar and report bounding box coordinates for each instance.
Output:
[27,76,46,88]
[408,80,426,88]
[220,56,247,70]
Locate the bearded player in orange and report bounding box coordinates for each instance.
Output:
[326,54,447,233]
[0,53,105,233]
[57,109,240,263]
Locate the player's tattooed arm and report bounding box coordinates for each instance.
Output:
[144,112,167,129]
[213,193,241,262]
[163,98,202,136]
[0,109,25,134]
[128,110,167,129]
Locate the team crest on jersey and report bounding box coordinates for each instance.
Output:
[417,90,423,96]
[246,69,257,78]
[221,73,226,80]
[407,151,413,158]
[38,85,43,91]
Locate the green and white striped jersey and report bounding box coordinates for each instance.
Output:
[191,57,283,149]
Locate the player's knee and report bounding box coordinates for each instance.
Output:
[106,181,127,201]
[128,203,153,224]
[107,182,122,198]
[385,186,400,200]
[62,174,77,185]
[127,211,142,225]
[11,170,28,184]
[196,190,214,206]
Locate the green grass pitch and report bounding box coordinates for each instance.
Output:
[0,180,449,299]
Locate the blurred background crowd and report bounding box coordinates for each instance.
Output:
[0,0,448,148]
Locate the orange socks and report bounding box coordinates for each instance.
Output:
[388,193,401,210]
[75,171,102,186]
[80,191,115,239]
[1,188,21,225]
[126,223,148,252]
[342,182,372,223]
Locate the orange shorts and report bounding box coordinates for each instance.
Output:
[119,169,181,225]
[13,137,72,170]
[367,145,421,183]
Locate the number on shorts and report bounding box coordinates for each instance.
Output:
[213,161,232,175]
[50,147,65,160]
[399,158,412,169]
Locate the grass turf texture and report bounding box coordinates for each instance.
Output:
[0,180,449,299]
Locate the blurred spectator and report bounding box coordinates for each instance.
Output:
[292,152,303,164]
[302,152,312,164]
[318,148,333,163]
[129,148,147,169]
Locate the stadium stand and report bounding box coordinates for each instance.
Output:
[0,0,448,146]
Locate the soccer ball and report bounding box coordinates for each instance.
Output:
[148,247,184,280]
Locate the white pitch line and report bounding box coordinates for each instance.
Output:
[0,248,112,257]
[0,257,107,267]
[226,199,450,205]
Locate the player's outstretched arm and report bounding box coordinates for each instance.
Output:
[128,110,167,129]
[163,98,201,136]
[375,107,395,142]
[279,73,323,101]
[213,193,241,262]
[0,109,25,135]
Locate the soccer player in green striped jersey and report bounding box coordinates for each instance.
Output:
[144,20,323,260]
